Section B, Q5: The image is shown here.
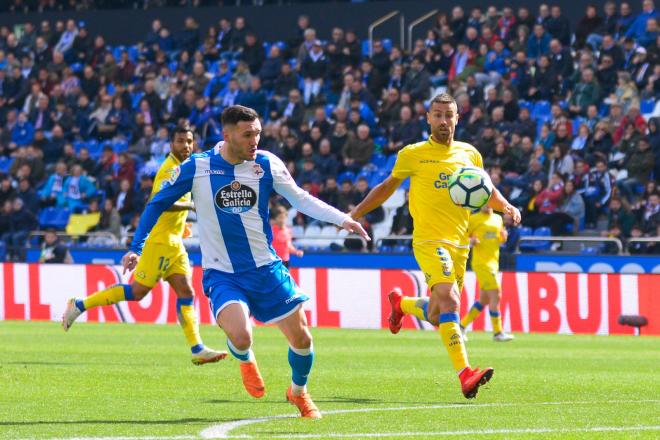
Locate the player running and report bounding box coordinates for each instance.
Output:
[460,205,515,342]
[350,93,521,399]
[61,124,227,366]
[122,105,369,418]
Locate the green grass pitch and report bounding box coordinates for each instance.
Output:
[1,320,659,439]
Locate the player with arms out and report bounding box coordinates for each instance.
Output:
[122,105,369,418]
[62,124,227,366]
[460,205,515,342]
[350,93,521,398]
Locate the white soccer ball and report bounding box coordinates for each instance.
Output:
[448,166,493,209]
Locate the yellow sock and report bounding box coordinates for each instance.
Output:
[460,301,484,328]
[81,284,133,310]
[400,297,429,322]
[177,298,204,353]
[490,311,503,334]
[439,313,469,372]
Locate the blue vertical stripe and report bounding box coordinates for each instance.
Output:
[256,154,276,257]
[209,154,256,272]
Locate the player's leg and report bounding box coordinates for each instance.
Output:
[167,273,227,364]
[62,278,150,331]
[485,287,514,342]
[460,269,488,330]
[216,302,265,398]
[277,306,321,419]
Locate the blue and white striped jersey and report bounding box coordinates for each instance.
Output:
[130,144,350,273]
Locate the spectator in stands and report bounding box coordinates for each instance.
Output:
[580,159,613,226]
[0,176,16,206]
[95,198,121,240]
[270,205,303,268]
[342,124,374,173]
[603,197,636,238]
[618,136,655,202]
[548,143,575,177]
[2,197,37,262]
[39,228,72,264]
[259,45,283,90]
[587,122,614,164]
[39,160,67,207]
[527,23,551,60]
[386,106,421,155]
[637,191,660,232]
[115,178,136,226]
[569,68,601,116]
[17,177,40,216]
[62,164,96,212]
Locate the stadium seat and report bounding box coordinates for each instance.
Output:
[361,40,370,56]
[384,154,397,172]
[369,170,389,188]
[338,171,355,184]
[325,103,336,117]
[370,152,387,168]
[382,38,393,53]
[0,157,13,174]
[373,136,387,150]
[518,100,533,113]
[39,207,71,230]
[400,177,410,190]
[641,99,655,114]
[354,169,372,184]
[531,100,551,121]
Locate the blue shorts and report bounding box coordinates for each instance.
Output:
[202,260,309,324]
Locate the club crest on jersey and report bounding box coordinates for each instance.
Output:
[167,166,181,185]
[252,164,264,177]
[215,180,257,214]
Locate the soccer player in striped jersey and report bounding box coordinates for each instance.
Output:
[350,93,521,399]
[122,105,369,418]
[460,205,515,342]
[61,124,227,366]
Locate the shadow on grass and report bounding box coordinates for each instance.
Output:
[0,417,235,427]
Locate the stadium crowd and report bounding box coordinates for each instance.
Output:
[0,0,659,261]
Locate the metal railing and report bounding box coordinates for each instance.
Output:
[626,237,660,253]
[375,235,412,248]
[517,236,624,254]
[293,234,368,249]
[407,9,438,53]
[368,10,403,58]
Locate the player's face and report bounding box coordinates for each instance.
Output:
[171,131,194,162]
[226,119,261,162]
[427,102,459,145]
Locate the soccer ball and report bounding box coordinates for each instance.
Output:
[448,166,493,209]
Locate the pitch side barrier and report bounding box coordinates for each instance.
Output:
[1,263,658,336]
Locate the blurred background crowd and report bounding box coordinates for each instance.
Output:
[0,0,658,261]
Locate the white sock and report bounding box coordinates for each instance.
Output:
[291,383,306,396]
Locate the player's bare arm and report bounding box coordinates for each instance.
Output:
[166,201,195,212]
[350,175,403,219]
[488,188,521,225]
[121,251,139,274]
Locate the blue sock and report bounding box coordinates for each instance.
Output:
[227,339,252,362]
[489,311,500,318]
[288,345,314,387]
[75,299,86,312]
[473,301,484,312]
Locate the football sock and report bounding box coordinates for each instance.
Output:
[79,284,134,312]
[460,301,484,328]
[490,310,503,334]
[227,339,253,363]
[400,296,429,322]
[288,345,314,396]
[176,298,204,354]
[438,312,469,373]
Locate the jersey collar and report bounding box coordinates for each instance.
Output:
[428,135,452,148]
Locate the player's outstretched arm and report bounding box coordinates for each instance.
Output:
[129,159,197,257]
[488,188,521,225]
[350,175,402,220]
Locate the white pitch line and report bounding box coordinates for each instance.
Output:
[199,399,660,439]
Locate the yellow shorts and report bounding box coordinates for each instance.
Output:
[473,265,500,291]
[413,242,469,291]
[134,241,191,288]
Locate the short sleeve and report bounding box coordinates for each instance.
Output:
[391,148,414,179]
[471,148,484,169]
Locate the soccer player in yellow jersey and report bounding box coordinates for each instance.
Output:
[460,206,514,342]
[351,93,521,399]
[61,125,227,365]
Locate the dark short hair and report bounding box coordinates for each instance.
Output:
[170,123,193,141]
[429,93,457,108]
[221,105,259,126]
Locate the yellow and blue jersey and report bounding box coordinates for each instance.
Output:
[148,153,191,245]
[391,136,484,249]
[468,210,504,271]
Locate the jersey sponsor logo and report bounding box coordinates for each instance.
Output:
[167,166,181,185]
[204,169,226,175]
[215,180,257,214]
[434,172,450,189]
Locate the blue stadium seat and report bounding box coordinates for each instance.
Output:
[361,40,370,57]
[113,140,129,153]
[0,157,13,174]
[324,103,336,117]
[518,100,533,113]
[338,171,355,184]
[641,99,655,114]
[572,117,585,136]
[400,177,410,190]
[86,140,102,159]
[369,170,388,188]
[354,170,372,184]
[0,241,6,261]
[384,154,397,172]
[373,136,387,150]
[370,152,387,168]
[534,227,552,250]
[382,38,392,53]
[531,100,551,121]
[379,245,392,253]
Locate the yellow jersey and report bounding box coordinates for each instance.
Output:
[147,153,192,245]
[391,136,484,248]
[468,210,504,271]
